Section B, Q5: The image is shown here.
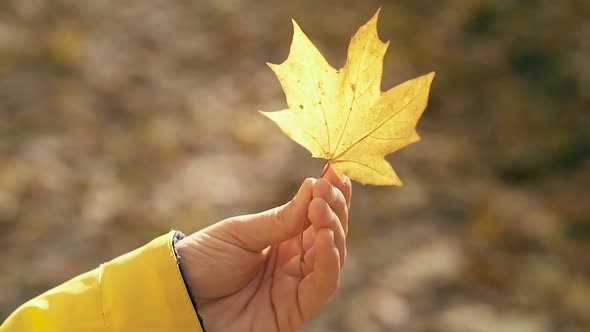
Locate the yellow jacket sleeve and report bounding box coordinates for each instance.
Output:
[1,231,204,332]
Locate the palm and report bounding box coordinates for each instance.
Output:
[197,230,312,330]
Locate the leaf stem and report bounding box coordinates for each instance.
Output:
[321,161,331,178]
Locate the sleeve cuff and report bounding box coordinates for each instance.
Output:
[99,231,204,331]
[172,231,206,331]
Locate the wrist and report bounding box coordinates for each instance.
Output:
[174,236,196,294]
[173,232,206,329]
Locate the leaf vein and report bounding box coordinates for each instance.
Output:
[333,93,420,160]
[360,55,380,75]
[331,159,385,176]
[333,37,370,158]
[308,69,331,152]
[368,134,412,141]
[303,129,328,156]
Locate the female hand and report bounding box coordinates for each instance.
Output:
[175,167,351,332]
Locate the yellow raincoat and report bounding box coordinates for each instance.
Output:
[1,231,204,331]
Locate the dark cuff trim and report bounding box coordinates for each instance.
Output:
[173,231,206,331]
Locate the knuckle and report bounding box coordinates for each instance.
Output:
[332,186,345,205]
[270,204,296,236]
[268,206,283,227]
[268,206,280,222]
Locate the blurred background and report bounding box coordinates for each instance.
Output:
[1,0,589,331]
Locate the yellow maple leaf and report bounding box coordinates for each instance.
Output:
[260,9,435,186]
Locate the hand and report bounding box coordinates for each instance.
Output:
[175,167,352,332]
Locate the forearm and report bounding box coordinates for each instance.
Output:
[1,231,204,332]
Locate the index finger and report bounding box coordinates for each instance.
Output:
[323,165,352,209]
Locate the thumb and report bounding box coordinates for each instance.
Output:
[221,178,315,252]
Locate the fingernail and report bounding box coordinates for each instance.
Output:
[298,177,316,196]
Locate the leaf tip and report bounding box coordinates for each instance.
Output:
[424,71,436,86]
[374,6,382,19]
[291,19,303,36]
[288,18,315,59]
[357,7,387,46]
[367,7,382,27]
[258,110,275,122]
[383,175,404,186]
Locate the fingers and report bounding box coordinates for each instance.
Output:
[297,228,340,320]
[323,166,352,209]
[308,193,346,267]
[219,178,315,252]
[313,178,348,236]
